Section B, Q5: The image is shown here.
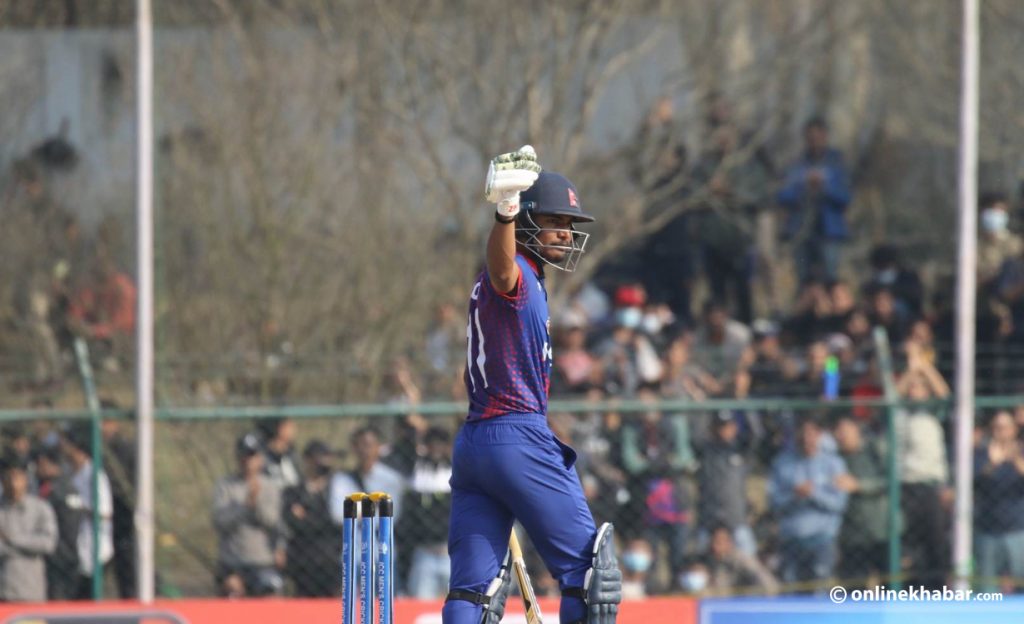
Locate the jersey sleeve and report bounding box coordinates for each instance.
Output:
[481,265,530,311]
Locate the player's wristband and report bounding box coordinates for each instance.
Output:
[495,212,516,225]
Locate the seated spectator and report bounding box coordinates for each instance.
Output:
[401,427,453,599]
[777,116,852,283]
[34,446,84,600]
[0,454,57,602]
[638,301,676,350]
[789,341,831,398]
[823,280,858,335]
[564,389,629,527]
[973,411,1024,593]
[212,433,283,597]
[282,439,341,598]
[330,426,407,525]
[701,524,779,596]
[696,413,756,558]
[691,301,751,396]
[60,424,114,599]
[738,321,799,399]
[863,245,924,317]
[621,385,695,590]
[782,279,833,345]
[68,254,136,371]
[662,335,721,401]
[896,358,951,590]
[620,537,655,599]
[832,416,888,587]
[768,413,848,592]
[866,285,912,345]
[257,417,301,490]
[552,326,596,395]
[594,302,662,396]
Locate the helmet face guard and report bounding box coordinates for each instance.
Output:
[516,209,591,272]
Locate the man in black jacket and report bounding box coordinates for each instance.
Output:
[281,439,341,597]
[696,412,756,557]
[34,446,85,600]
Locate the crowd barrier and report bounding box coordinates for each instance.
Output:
[0,597,698,624]
[3,595,1023,624]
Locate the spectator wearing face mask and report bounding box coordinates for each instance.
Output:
[595,286,663,395]
[619,537,654,599]
[979,192,1023,290]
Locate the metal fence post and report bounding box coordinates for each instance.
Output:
[73,338,104,600]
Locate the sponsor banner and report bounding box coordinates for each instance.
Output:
[699,596,1024,624]
[0,596,696,624]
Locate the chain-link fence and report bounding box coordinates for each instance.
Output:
[0,391,1020,602]
[4,0,1024,607]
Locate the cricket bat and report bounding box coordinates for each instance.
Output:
[509,528,543,624]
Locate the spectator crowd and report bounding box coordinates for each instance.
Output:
[5,101,1024,602]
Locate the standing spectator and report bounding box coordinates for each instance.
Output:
[257,417,301,490]
[401,427,453,599]
[696,413,756,557]
[34,446,84,600]
[691,125,758,324]
[0,454,58,602]
[896,358,951,590]
[329,426,407,524]
[60,424,113,599]
[691,301,752,396]
[632,98,697,322]
[768,414,848,591]
[424,303,464,392]
[621,386,695,590]
[282,439,341,597]
[978,192,1023,290]
[701,525,779,596]
[777,117,852,283]
[212,433,283,597]
[832,416,888,586]
[68,254,137,371]
[973,411,1024,593]
[101,413,137,599]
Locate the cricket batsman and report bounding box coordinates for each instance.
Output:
[442,146,621,624]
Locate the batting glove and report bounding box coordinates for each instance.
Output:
[485,145,541,221]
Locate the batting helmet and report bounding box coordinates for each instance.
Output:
[517,172,594,272]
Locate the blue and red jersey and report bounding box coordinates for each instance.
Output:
[464,254,552,421]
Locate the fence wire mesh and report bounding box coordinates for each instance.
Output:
[0,390,1019,601]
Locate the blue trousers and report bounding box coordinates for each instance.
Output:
[442,414,597,624]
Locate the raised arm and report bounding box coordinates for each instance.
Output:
[484,146,541,294]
